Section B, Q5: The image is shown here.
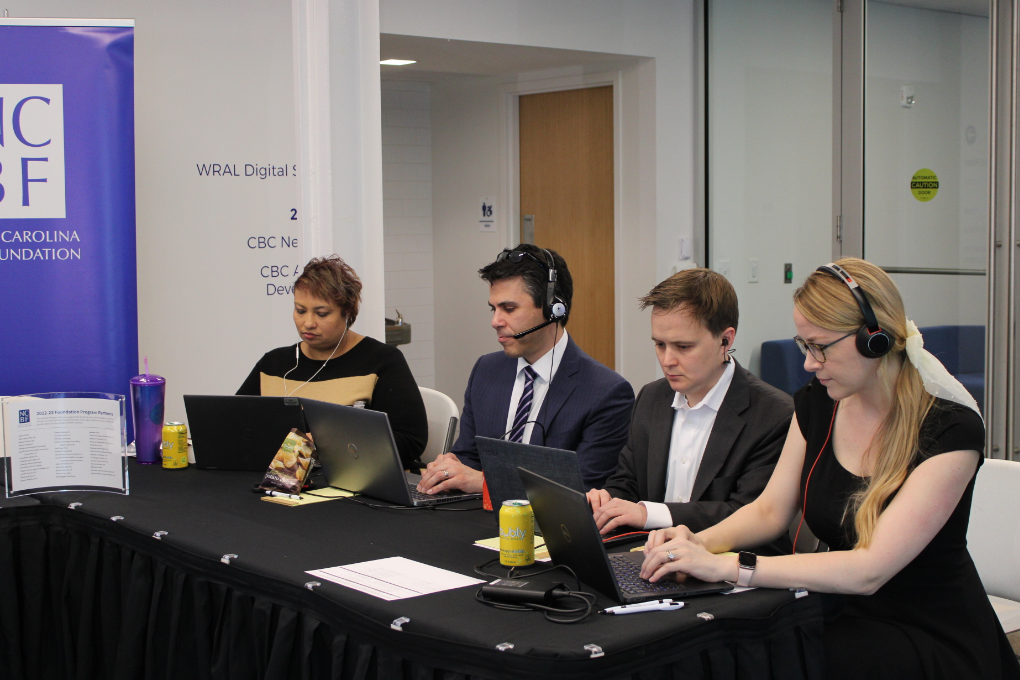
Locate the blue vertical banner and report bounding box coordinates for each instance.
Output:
[0,20,137,436]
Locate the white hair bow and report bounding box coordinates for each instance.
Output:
[904,320,982,417]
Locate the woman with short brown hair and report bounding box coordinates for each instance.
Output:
[237,255,427,466]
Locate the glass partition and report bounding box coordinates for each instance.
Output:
[863,0,989,410]
[707,0,834,376]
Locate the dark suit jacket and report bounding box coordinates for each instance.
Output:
[453,336,635,490]
[603,362,793,554]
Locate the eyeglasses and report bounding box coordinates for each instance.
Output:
[793,332,855,363]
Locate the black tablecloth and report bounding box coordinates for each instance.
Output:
[0,463,824,679]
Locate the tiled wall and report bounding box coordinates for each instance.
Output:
[382,81,435,389]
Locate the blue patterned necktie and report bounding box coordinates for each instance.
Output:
[509,366,538,443]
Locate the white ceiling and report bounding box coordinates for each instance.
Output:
[380,34,639,83]
[380,2,989,83]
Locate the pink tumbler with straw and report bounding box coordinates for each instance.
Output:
[130,357,166,464]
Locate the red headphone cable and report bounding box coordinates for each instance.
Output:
[792,400,839,555]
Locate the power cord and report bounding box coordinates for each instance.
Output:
[472,557,597,624]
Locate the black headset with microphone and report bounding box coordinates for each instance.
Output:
[495,246,568,339]
[816,263,893,359]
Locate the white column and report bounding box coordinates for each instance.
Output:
[292,0,333,257]
[292,0,385,342]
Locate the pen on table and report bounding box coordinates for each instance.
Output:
[265,490,302,500]
[599,600,685,615]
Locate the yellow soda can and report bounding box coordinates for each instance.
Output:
[499,500,535,567]
[161,422,189,469]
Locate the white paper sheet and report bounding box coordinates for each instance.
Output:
[306,556,484,601]
[2,397,124,492]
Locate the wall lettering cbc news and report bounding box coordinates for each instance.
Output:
[195,161,302,295]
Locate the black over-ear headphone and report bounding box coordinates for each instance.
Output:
[815,263,893,359]
[495,246,568,321]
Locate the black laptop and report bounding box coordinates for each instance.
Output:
[302,398,480,507]
[477,437,586,508]
[519,468,732,604]
[184,395,307,471]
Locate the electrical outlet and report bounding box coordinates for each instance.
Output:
[748,259,759,283]
[717,259,730,278]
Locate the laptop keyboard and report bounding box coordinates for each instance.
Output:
[610,554,684,595]
[407,484,464,503]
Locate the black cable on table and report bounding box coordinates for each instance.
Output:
[472,558,596,624]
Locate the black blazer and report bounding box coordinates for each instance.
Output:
[603,362,793,553]
[452,336,635,490]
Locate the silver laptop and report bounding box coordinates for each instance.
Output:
[520,468,732,604]
[301,398,480,506]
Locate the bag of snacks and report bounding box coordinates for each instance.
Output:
[259,428,316,495]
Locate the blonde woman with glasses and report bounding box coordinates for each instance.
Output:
[640,258,1018,680]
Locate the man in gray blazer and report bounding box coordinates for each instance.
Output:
[588,269,793,553]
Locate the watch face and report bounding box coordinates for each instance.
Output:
[738,551,757,568]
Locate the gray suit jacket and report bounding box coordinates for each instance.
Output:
[603,362,793,554]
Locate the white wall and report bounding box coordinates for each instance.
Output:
[381,81,435,387]
[379,0,694,273]
[21,0,386,429]
[381,0,690,401]
[707,0,834,374]
[429,77,504,406]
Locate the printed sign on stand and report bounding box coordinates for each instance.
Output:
[2,393,128,497]
[0,20,138,439]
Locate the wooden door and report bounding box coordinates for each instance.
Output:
[519,86,615,368]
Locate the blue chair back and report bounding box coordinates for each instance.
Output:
[760,338,812,396]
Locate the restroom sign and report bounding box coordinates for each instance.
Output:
[910,168,939,203]
[479,196,496,232]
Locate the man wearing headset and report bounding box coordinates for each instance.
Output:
[586,269,794,553]
[417,244,635,495]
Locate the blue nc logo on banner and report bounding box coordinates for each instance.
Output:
[0,85,66,218]
[18,409,29,423]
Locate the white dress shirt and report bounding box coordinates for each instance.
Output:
[505,329,570,444]
[640,359,736,529]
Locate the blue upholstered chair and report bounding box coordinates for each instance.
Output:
[760,339,813,396]
[759,325,985,411]
[917,325,984,411]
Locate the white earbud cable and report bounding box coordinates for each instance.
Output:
[283,320,349,397]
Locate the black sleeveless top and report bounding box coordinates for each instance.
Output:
[795,379,1019,680]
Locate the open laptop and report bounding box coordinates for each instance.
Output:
[302,398,481,506]
[519,468,732,604]
[184,395,307,471]
[477,437,586,533]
